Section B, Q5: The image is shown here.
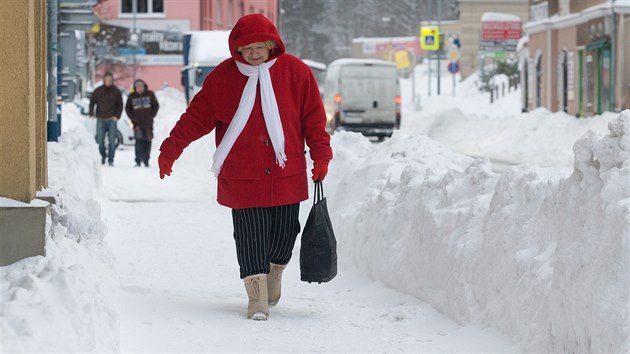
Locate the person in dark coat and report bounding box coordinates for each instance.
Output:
[89,72,123,166]
[125,79,160,167]
[157,14,332,321]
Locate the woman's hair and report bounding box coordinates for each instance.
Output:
[236,40,277,53]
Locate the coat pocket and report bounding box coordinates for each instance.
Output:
[279,155,307,177]
[219,162,259,180]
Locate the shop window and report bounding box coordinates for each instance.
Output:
[215,0,222,24]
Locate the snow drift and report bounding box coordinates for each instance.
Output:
[328,110,630,352]
[0,105,119,352]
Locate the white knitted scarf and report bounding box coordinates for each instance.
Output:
[211,58,286,176]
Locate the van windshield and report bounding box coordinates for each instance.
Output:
[195,66,216,86]
[340,65,396,110]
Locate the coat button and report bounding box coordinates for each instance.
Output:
[264,139,270,146]
[265,168,271,174]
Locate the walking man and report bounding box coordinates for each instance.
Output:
[89,72,123,166]
[125,79,160,167]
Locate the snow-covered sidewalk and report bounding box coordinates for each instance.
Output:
[101,146,518,352]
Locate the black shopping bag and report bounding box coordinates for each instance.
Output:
[300,181,337,283]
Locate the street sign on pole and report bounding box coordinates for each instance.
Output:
[447,62,460,74]
[420,26,440,51]
[448,48,461,63]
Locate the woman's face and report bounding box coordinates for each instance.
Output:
[240,42,270,65]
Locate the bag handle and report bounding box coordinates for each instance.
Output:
[313,181,324,205]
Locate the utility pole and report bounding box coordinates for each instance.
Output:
[428,0,432,96]
[437,0,442,96]
[47,0,59,141]
[610,0,616,111]
[131,0,137,83]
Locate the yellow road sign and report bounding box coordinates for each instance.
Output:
[420,26,440,51]
[394,50,411,70]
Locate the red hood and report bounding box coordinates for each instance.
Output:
[228,14,285,64]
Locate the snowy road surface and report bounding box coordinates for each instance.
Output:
[101,146,518,353]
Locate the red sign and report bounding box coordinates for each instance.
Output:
[482,21,522,40]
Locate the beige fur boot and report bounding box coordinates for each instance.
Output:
[267,263,287,306]
[243,274,269,320]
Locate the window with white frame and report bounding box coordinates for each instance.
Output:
[121,0,164,15]
[215,0,222,24]
[227,0,233,26]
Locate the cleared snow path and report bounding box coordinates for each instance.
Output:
[100,146,518,353]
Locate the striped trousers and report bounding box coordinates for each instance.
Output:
[231,203,301,279]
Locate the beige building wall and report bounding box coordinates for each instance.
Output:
[0,1,48,202]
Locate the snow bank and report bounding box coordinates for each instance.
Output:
[0,104,119,352]
[425,108,619,168]
[327,110,630,352]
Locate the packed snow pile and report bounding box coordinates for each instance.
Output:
[327,110,630,352]
[0,104,119,352]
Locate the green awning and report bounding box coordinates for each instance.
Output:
[586,38,610,50]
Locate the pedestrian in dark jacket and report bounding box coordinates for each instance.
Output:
[158,14,332,321]
[125,79,159,167]
[89,72,123,166]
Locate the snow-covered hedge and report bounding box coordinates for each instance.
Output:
[328,110,630,352]
[0,105,119,352]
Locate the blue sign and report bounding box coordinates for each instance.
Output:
[448,62,460,74]
[117,47,147,56]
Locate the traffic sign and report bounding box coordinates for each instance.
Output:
[394,50,411,70]
[447,62,460,74]
[448,48,461,62]
[420,26,440,51]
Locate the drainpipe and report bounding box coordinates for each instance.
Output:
[620,12,625,109]
[47,0,59,142]
[610,0,623,111]
[546,28,552,110]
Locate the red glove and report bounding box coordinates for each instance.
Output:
[158,153,175,179]
[311,160,329,182]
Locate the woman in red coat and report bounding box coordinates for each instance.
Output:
[158,14,332,320]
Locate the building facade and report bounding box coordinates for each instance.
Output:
[523,0,630,115]
[93,0,277,91]
[438,0,529,78]
[0,1,50,265]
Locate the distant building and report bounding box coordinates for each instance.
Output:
[93,0,278,92]
[523,0,630,115]
[437,0,529,78]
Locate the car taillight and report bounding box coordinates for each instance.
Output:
[395,95,401,129]
[334,94,341,128]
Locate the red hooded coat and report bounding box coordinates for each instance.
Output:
[160,14,332,209]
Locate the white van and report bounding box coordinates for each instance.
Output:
[323,59,401,138]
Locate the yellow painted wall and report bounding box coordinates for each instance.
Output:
[0,1,47,202]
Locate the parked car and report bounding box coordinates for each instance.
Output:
[323,58,401,139]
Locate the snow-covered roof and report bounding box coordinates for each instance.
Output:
[302,59,326,71]
[481,12,521,22]
[328,58,396,67]
[524,0,630,34]
[187,30,231,64]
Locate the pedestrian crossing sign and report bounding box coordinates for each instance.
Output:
[420,26,440,51]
